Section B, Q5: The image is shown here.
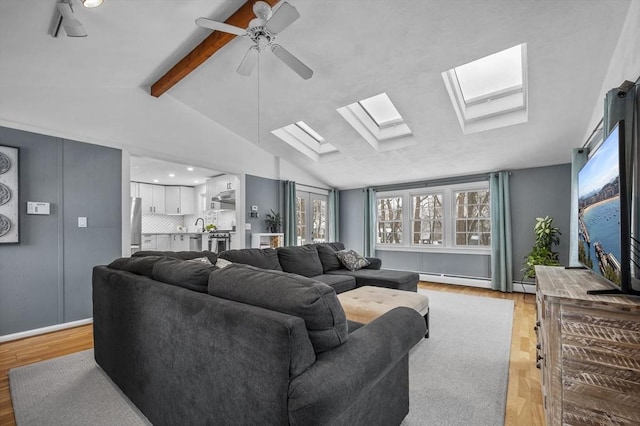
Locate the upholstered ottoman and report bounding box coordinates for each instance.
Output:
[338,286,429,338]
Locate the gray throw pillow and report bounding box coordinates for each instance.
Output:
[335,249,370,271]
[208,264,348,353]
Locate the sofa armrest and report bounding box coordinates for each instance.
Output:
[288,307,425,425]
[364,257,382,270]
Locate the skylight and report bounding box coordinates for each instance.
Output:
[337,92,415,152]
[271,122,339,162]
[442,43,528,134]
[358,93,404,127]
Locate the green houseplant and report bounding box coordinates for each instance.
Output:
[523,216,561,278]
[264,210,282,233]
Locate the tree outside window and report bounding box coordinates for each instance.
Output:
[412,194,443,245]
[377,196,402,244]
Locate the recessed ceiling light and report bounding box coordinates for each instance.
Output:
[194,180,200,184]
[187,167,194,171]
[81,0,104,8]
[153,179,159,183]
[169,173,175,177]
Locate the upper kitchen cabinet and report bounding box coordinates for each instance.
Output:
[206,175,239,207]
[140,183,166,214]
[130,182,140,198]
[165,186,195,215]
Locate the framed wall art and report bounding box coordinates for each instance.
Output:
[0,145,19,243]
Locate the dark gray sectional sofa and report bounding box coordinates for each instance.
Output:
[216,242,419,293]
[93,251,426,425]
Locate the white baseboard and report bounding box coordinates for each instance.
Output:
[418,273,536,294]
[0,318,93,343]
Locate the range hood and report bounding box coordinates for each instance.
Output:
[212,190,235,203]
[210,190,235,211]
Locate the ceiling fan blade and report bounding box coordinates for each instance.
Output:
[271,44,313,80]
[195,18,246,36]
[56,2,87,37]
[266,2,300,34]
[237,46,259,76]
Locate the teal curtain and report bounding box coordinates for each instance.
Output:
[328,189,339,242]
[283,180,297,246]
[490,172,513,292]
[363,188,376,257]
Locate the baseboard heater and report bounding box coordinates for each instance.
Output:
[387,269,536,293]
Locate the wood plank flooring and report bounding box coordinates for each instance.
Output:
[0,282,544,425]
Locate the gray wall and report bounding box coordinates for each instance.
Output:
[244,174,282,248]
[0,127,121,336]
[339,163,572,283]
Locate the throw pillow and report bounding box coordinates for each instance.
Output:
[335,249,370,271]
[215,258,232,268]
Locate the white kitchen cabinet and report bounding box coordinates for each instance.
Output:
[205,175,239,210]
[170,234,190,251]
[165,186,195,215]
[156,234,171,251]
[141,235,156,250]
[140,183,166,214]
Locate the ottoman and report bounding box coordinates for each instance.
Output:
[338,286,430,338]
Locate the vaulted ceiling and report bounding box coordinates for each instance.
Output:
[0,0,633,189]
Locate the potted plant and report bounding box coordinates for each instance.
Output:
[523,216,561,278]
[264,210,282,233]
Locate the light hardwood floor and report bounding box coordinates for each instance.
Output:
[0,282,544,426]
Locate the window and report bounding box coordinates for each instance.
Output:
[376,183,490,253]
[377,196,403,244]
[454,189,491,246]
[411,194,443,245]
[296,191,327,245]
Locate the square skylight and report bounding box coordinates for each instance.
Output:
[442,43,528,134]
[358,93,404,128]
[271,122,339,162]
[337,92,414,152]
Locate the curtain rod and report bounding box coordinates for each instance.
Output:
[371,172,491,192]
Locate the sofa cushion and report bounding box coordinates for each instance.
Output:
[133,250,218,264]
[326,268,419,292]
[315,243,345,273]
[208,264,348,353]
[310,274,356,294]
[218,248,282,271]
[276,245,323,277]
[108,256,165,278]
[152,258,218,293]
[335,249,371,271]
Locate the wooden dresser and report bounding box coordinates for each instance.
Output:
[535,266,640,425]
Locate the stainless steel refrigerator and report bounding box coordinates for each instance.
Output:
[130,197,142,254]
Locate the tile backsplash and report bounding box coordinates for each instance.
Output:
[142,214,185,233]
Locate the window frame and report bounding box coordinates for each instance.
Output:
[376,182,491,255]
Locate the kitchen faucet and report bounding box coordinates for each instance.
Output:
[194,217,205,233]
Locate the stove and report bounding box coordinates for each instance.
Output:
[208,232,231,253]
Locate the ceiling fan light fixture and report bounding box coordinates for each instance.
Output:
[81,0,103,8]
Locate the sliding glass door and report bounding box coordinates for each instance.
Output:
[296,191,327,245]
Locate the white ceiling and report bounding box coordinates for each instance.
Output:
[130,156,222,187]
[0,0,633,189]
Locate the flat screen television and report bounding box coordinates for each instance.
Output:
[577,120,639,295]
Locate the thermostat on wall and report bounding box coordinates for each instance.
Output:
[27,202,50,215]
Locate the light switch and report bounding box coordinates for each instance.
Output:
[78,217,88,228]
[245,223,251,230]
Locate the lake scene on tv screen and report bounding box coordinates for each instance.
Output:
[578,126,621,285]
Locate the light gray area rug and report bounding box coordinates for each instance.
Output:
[9,349,151,426]
[9,291,513,426]
[402,290,514,426]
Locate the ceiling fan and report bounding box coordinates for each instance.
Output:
[196,1,313,80]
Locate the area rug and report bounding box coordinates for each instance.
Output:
[402,290,514,426]
[9,291,513,426]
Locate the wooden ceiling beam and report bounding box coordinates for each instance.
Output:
[150,0,279,98]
